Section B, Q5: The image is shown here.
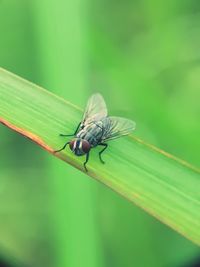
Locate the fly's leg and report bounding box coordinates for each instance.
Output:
[54,142,69,153]
[59,122,81,137]
[98,143,108,164]
[83,152,90,172]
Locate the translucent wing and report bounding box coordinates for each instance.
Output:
[101,116,136,142]
[81,93,107,127]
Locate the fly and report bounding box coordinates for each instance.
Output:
[55,93,136,171]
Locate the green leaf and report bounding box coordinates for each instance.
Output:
[0,67,200,245]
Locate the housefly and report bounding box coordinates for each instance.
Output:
[55,93,136,171]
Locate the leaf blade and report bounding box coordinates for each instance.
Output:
[0,67,200,245]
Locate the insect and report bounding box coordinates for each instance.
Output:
[55,93,136,171]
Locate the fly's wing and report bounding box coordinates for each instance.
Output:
[101,116,136,142]
[81,93,107,127]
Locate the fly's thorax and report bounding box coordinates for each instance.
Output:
[69,138,91,156]
[76,121,104,147]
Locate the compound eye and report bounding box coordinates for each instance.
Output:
[69,140,75,151]
[82,140,91,153]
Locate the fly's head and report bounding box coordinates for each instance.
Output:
[69,138,91,156]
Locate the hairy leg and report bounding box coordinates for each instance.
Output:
[83,152,90,172]
[98,143,108,164]
[54,142,69,153]
[59,122,81,137]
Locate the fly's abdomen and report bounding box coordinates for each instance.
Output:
[76,122,103,147]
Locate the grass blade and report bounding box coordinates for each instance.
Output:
[0,67,200,245]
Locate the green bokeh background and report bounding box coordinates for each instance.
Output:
[0,0,200,266]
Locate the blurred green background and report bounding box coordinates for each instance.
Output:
[0,0,200,266]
